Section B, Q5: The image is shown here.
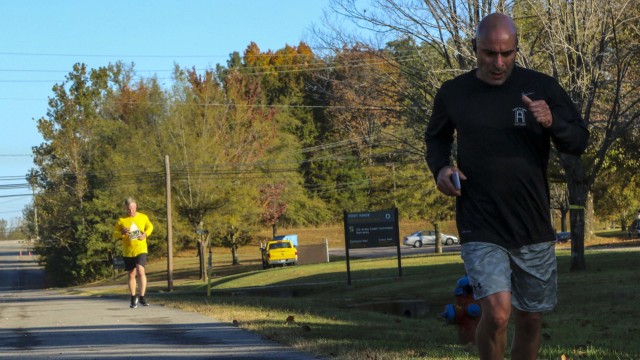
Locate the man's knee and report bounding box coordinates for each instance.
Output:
[479,292,512,329]
[513,308,542,328]
[482,308,511,330]
[136,265,146,276]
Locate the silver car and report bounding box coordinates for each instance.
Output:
[402,230,459,247]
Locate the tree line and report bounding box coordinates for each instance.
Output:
[25,0,640,285]
[0,218,26,240]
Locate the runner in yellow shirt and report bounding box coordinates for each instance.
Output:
[113,197,154,308]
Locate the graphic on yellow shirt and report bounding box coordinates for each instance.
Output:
[113,213,153,257]
[129,222,140,240]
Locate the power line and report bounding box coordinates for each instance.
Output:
[0,184,31,190]
[0,138,414,183]
[0,210,23,214]
[0,51,231,59]
[0,157,424,214]
[0,175,30,180]
[0,68,173,73]
[0,193,32,198]
[0,52,434,86]
[0,95,414,110]
[0,47,403,60]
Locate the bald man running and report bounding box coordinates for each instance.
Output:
[426,13,589,360]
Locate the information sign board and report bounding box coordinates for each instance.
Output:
[343,208,402,285]
[344,209,399,248]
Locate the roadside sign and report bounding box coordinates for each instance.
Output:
[343,208,401,285]
[344,209,398,249]
[112,257,124,270]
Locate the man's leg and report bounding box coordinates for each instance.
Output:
[128,268,137,296]
[476,291,512,360]
[137,264,147,297]
[509,241,556,359]
[128,268,139,308]
[511,308,542,360]
[461,242,513,359]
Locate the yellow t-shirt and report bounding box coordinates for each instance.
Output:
[113,212,154,257]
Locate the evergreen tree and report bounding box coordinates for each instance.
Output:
[31,64,116,285]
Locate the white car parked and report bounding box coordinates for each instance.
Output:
[402,230,459,247]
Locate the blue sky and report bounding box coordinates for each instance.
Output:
[0,0,331,221]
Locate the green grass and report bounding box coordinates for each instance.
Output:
[85,233,640,360]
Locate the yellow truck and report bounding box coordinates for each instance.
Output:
[260,237,298,269]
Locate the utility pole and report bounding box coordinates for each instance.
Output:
[28,171,39,242]
[32,185,38,241]
[165,155,174,292]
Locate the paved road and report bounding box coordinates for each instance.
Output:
[0,240,322,359]
[0,240,46,291]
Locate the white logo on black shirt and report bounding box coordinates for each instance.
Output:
[512,107,527,126]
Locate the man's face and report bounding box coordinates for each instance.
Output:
[474,29,518,86]
[126,202,137,217]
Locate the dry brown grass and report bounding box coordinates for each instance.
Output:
[147,225,640,284]
[555,231,640,250]
[257,220,459,248]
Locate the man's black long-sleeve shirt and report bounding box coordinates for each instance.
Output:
[425,66,589,249]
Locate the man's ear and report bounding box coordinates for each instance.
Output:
[472,39,477,53]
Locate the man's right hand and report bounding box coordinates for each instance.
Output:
[436,166,466,197]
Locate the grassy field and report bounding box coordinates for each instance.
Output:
[85,229,640,360]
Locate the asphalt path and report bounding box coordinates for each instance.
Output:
[0,240,322,359]
[0,240,46,292]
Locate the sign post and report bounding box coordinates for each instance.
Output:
[343,208,401,285]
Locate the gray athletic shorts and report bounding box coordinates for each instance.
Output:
[460,241,557,312]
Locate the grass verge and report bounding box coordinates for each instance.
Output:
[85,233,640,360]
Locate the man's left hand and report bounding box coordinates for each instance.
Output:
[522,95,553,128]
